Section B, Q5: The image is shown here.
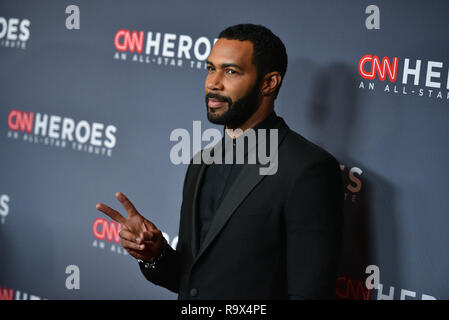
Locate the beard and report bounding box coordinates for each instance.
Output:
[205,77,262,128]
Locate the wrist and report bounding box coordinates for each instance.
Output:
[138,237,169,269]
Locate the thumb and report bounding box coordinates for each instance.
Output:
[143,219,157,231]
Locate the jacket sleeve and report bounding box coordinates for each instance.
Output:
[138,244,181,293]
[284,155,344,299]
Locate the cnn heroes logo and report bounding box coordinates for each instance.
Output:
[0,194,9,224]
[113,29,217,70]
[0,284,44,300]
[92,217,178,257]
[340,164,362,204]
[336,264,438,300]
[7,109,117,157]
[364,265,437,300]
[358,54,449,101]
[0,17,30,49]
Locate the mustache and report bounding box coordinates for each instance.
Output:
[205,93,232,105]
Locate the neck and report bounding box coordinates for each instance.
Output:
[225,102,274,139]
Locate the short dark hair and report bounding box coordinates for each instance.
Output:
[218,24,288,99]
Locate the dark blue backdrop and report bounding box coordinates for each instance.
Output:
[0,0,448,299]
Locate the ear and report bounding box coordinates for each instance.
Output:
[260,72,282,96]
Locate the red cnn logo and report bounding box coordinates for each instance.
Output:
[92,217,121,244]
[0,285,14,300]
[114,29,144,53]
[359,55,398,82]
[336,275,372,300]
[8,109,34,133]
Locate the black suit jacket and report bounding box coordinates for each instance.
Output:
[139,115,344,299]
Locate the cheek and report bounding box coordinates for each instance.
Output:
[226,80,252,100]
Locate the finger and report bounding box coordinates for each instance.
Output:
[96,202,126,225]
[121,238,145,251]
[116,192,139,217]
[119,228,140,243]
[139,230,157,243]
[125,249,147,261]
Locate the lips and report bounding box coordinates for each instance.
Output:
[208,98,227,108]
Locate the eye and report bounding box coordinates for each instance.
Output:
[226,69,237,75]
[207,66,215,72]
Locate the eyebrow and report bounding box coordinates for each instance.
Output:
[206,60,244,71]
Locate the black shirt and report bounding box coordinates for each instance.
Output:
[197,110,280,249]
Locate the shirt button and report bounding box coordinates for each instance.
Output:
[190,288,198,297]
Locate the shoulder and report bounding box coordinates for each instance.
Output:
[278,128,341,177]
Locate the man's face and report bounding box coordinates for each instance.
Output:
[205,38,261,127]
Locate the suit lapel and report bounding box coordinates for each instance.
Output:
[190,118,290,264]
[189,133,230,258]
[190,162,206,258]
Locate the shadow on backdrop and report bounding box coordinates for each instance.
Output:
[282,58,400,299]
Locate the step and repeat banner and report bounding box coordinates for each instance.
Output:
[0,0,448,300]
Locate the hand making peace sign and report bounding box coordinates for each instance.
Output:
[95,192,165,262]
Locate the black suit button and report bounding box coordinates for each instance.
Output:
[190,288,198,297]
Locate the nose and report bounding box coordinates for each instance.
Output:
[206,70,224,91]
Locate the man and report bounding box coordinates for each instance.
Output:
[96,24,344,299]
